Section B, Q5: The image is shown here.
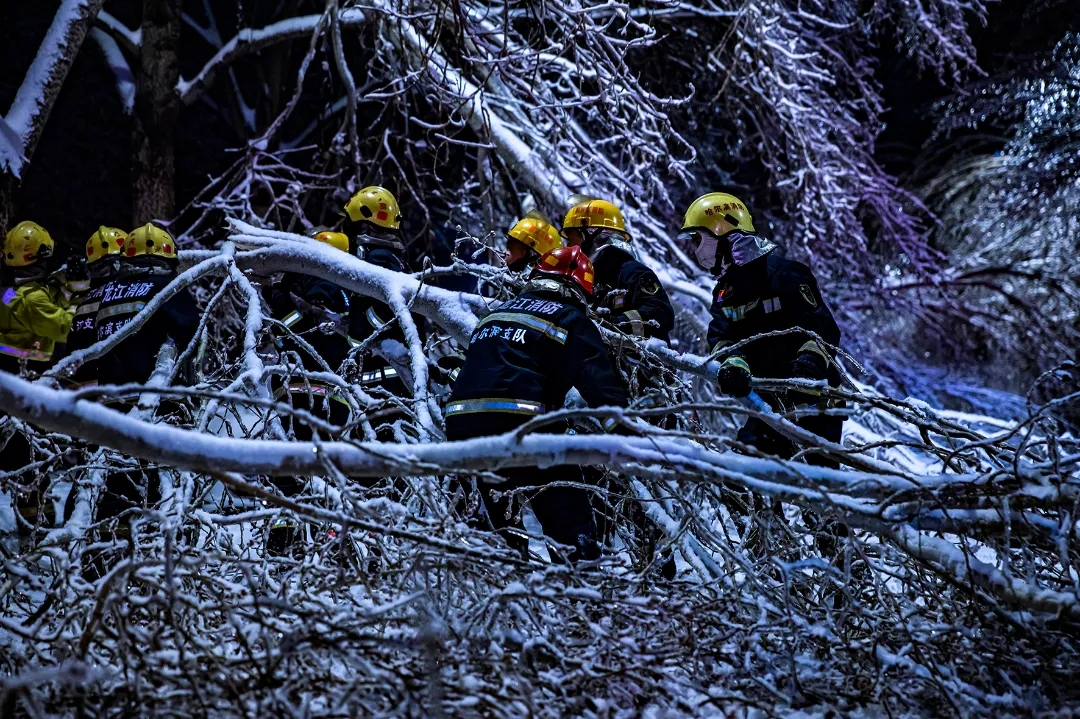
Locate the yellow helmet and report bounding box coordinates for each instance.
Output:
[681,192,756,236]
[86,226,127,264]
[343,186,402,230]
[560,198,629,238]
[125,223,177,260]
[4,221,55,267]
[310,230,350,253]
[506,214,562,257]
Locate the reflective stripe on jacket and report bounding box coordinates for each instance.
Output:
[0,281,74,364]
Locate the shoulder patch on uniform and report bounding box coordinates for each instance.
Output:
[641,277,661,296]
[799,284,818,308]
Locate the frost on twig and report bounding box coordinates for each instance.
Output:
[2,228,1079,715]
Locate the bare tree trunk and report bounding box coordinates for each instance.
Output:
[0,173,15,234]
[132,0,182,225]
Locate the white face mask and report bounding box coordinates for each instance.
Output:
[687,231,720,274]
[693,236,716,271]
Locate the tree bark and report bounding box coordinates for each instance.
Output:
[132,0,182,225]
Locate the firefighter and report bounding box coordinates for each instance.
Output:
[341,186,419,425]
[95,223,199,387]
[1,221,74,537]
[560,200,678,574]
[561,198,674,342]
[266,227,354,441]
[504,213,562,273]
[445,246,628,562]
[58,227,127,389]
[264,228,355,553]
[0,221,74,375]
[430,213,564,392]
[682,192,843,464]
[89,223,199,572]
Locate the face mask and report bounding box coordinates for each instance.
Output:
[680,229,721,274]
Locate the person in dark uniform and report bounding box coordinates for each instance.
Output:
[90,223,199,570]
[561,197,674,342]
[263,228,356,553]
[96,223,199,389]
[341,186,419,431]
[682,191,843,465]
[266,227,355,443]
[561,199,678,575]
[0,221,74,539]
[504,212,562,274]
[446,246,628,562]
[434,213,565,392]
[57,226,128,390]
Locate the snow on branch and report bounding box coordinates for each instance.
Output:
[1,227,1078,714]
[90,28,135,114]
[177,8,369,105]
[0,0,106,178]
[95,9,141,53]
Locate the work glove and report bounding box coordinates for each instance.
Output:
[789,352,828,405]
[717,356,752,398]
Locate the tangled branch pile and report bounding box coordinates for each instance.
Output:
[1,225,1078,716]
[5,0,1080,715]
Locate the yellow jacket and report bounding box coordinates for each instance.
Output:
[0,281,74,363]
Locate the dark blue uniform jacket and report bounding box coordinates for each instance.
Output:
[266,272,353,373]
[96,272,200,386]
[594,253,674,342]
[707,253,841,384]
[446,284,628,439]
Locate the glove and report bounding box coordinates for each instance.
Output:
[717,356,752,398]
[790,352,828,405]
[791,352,827,382]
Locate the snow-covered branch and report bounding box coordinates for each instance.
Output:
[0,0,106,178]
[177,8,369,105]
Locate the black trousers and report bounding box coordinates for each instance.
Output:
[447,414,599,562]
[472,465,600,561]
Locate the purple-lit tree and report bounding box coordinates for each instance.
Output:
[6,1,1080,717]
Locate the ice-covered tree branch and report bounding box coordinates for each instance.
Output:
[0,0,106,179]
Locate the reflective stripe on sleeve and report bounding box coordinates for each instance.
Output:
[360,367,399,384]
[366,306,390,329]
[0,344,52,362]
[445,398,546,416]
[281,310,303,328]
[621,309,645,337]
